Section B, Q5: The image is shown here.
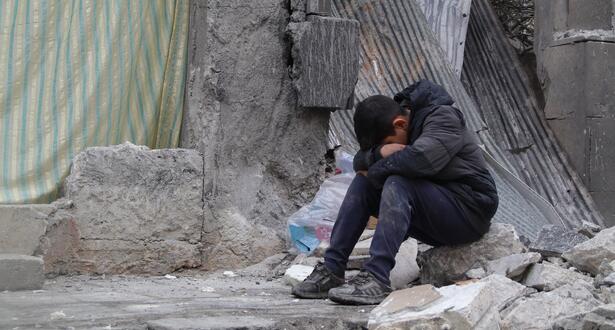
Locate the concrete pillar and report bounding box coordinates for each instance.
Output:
[535,0,615,226]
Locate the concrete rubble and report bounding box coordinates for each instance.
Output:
[522,262,592,291]
[563,225,615,275]
[553,304,615,330]
[500,281,603,329]
[529,225,589,257]
[41,143,204,275]
[368,275,528,329]
[418,223,526,286]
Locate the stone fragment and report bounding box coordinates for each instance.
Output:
[0,204,51,255]
[369,275,527,330]
[284,264,314,287]
[529,225,588,258]
[563,225,615,275]
[595,260,615,287]
[418,223,526,286]
[522,262,592,291]
[465,267,487,279]
[389,238,420,290]
[58,143,203,274]
[500,281,602,330]
[576,220,602,238]
[485,252,541,278]
[553,304,615,330]
[0,254,44,291]
[288,16,360,109]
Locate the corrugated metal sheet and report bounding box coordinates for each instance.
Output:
[329,0,567,240]
[461,0,605,227]
[416,0,472,76]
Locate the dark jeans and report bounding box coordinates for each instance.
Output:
[324,174,483,286]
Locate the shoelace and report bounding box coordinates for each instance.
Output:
[351,272,373,286]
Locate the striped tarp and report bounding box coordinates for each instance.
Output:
[0,0,189,203]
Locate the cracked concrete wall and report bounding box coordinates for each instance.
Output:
[535,0,615,226]
[180,0,330,269]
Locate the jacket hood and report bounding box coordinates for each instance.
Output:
[393,79,454,110]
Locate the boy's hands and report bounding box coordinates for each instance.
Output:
[380,143,406,158]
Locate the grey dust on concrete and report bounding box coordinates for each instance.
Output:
[0,254,369,330]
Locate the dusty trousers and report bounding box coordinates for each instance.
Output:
[324,174,484,285]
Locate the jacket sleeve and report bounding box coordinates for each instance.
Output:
[367,106,466,187]
[353,146,384,171]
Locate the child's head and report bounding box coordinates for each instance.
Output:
[353,95,410,150]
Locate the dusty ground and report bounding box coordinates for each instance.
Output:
[0,254,370,330]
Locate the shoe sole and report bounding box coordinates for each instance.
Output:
[328,292,389,305]
[291,287,329,299]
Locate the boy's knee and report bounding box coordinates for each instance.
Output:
[382,176,425,201]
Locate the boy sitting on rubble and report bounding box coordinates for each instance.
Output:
[292,80,499,305]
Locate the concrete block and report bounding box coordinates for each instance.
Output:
[484,252,541,278]
[288,16,360,109]
[61,143,203,274]
[0,204,52,255]
[419,223,526,286]
[284,264,314,287]
[0,254,44,291]
[563,226,615,275]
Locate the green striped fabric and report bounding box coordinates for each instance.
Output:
[0,0,189,203]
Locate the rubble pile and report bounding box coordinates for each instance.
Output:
[286,223,615,329]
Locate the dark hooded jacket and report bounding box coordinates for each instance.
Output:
[353,80,498,235]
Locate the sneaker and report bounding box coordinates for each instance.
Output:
[328,270,392,305]
[291,262,345,299]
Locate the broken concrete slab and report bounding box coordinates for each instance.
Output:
[56,143,203,275]
[563,225,615,275]
[529,225,588,258]
[500,281,602,330]
[369,275,527,330]
[522,262,592,291]
[389,238,419,290]
[284,264,314,287]
[0,204,52,255]
[288,16,360,109]
[595,260,615,287]
[419,223,526,286]
[0,254,44,291]
[553,304,615,330]
[485,252,541,278]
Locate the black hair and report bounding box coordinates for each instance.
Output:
[353,95,405,150]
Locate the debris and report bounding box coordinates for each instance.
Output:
[163,274,177,279]
[522,262,592,291]
[484,252,541,278]
[223,271,238,278]
[553,304,615,330]
[389,238,420,290]
[500,281,602,330]
[576,221,602,238]
[529,225,588,258]
[369,275,527,329]
[284,265,314,287]
[563,226,615,275]
[418,223,526,286]
[49,311,66,320]
[201,287,215,293]
[0,254,44,291]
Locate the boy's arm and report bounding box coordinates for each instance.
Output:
[367,106,466,187]
[352,145,384,171]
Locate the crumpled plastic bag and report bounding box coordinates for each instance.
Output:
[288,151,355,254]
